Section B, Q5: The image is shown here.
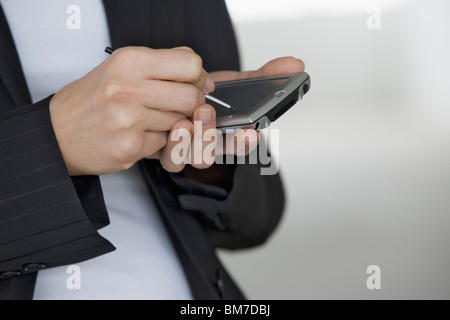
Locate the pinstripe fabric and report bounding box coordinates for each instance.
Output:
[0,96,115,298]
[0,3,115,299]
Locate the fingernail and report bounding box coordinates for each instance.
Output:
[197,108,213,127]
[205,76,215,94]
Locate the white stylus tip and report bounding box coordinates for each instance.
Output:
[205,94,234,110]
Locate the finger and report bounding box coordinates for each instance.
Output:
[256,56,305,77]
[138,130,169,160]
[173,47,215,93]
[210,57,305,82]
[105,101,187,132]
[190,104,217,169]
[111,47,214,93]
[140,80,206,116]
[140,108,187,131]
[159,119,193,172]
[102,79,205,118]
[235,128,260,156]
[218,128,260,156]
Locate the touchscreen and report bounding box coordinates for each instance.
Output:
[210,76,289,118]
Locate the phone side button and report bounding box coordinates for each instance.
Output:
[275,90,286,98]
[255,116,271,130]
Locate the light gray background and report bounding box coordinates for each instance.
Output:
[218,0,450,300]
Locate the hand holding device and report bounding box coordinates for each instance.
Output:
[209,72,310,132]
[161,57,308,173]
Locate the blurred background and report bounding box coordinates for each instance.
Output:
[218,0,450,299]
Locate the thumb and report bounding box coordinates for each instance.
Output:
[256,56,305,77]
[191,104,217,169]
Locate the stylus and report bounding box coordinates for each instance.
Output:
[105,47,235,111]
[205,94,235,110]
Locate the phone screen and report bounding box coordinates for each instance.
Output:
[210,76,290,118]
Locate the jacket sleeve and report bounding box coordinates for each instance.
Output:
[170,155,285,250]
[0,96,115,277]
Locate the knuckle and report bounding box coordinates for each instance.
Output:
[113,133,142,164]
[105,103,139,130]
[115,111,138,130]
[109,47,150,71]
[102,82,128,102]
[108,48,130,67]
[110,47,138,64]
[182,86,203,109]
[185,53,203,82]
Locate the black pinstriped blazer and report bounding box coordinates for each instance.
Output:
[0,0,285,300]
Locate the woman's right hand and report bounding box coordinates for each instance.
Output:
[49,46,215,176]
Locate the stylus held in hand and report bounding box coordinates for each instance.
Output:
[104,47,235,111]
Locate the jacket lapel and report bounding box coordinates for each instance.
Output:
[101,0,186,50]
[0,4,31,109]
[139,160,229,299]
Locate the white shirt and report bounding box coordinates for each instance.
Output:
[1,0,192,300]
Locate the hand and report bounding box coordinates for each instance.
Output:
[155,56,305,173]
[50,46,215,176]
[209,56,305,83]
